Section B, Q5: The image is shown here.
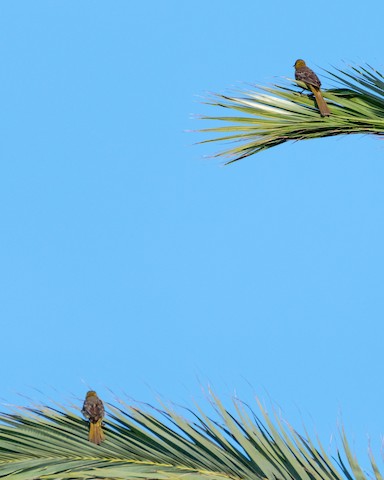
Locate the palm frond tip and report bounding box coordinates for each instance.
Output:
[0,393,381,480]
[197,64,384,164]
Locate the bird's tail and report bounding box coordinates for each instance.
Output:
[89,419,105,445]
[309,85,331,117]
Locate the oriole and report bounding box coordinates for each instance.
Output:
[82,390,105,445]
[294,59,330,117]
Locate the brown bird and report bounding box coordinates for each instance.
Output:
[294,59,330,117]
[82,390,105,445]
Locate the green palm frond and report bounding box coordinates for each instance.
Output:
[198,64,384,164]
[0,393,381,480]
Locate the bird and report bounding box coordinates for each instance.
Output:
[82,390,105,445]
[294,59,330,117]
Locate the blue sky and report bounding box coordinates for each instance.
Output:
[1,0,384,464]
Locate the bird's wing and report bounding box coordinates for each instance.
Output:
[295,67,321,88]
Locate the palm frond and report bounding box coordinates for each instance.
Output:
[198,64,384,164]
[0,393,380,480]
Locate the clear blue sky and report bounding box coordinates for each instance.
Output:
[1,0,383,465]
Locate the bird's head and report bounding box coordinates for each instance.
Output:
[85,390,98,399]
[294,59,306,69]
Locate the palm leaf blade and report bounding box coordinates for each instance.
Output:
[197,64,384,163]
[0,394,380,480]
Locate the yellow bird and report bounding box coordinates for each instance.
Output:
[294,59,330,117]
[82,390,105,445]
